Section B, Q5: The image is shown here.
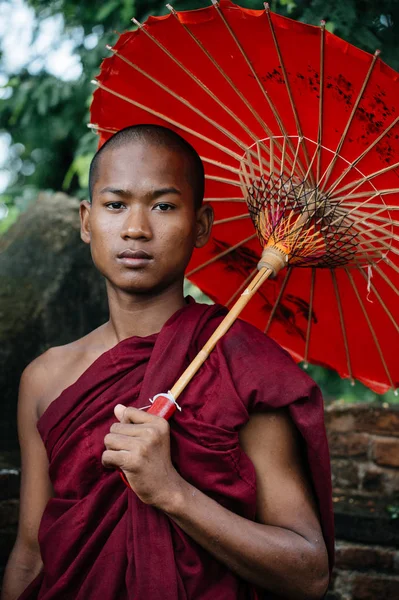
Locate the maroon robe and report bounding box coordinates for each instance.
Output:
[18,300,334,599]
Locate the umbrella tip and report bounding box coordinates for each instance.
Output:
[264,2,270,11]
[303,361,309,370]
[87,123,97,130]
[394,389,398,397]
[105,44,114,52]
[350,378,355,387]
[166,3,177,14]
[211,0,219,7]
[132,17,142,28]
[374,49,382,57]
[320,19,326,27]
[90,79,99,86]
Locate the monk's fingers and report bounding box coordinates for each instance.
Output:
[102,449,131,470]
[109,422,169,440]
[118,406,166,426]
[102,444,149,471]
[104,432,143,451]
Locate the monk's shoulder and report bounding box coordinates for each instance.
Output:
[225,317,293,362]
[221,318,318,397]
[21,325,109,419]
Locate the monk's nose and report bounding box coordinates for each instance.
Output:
[120,206,152,240]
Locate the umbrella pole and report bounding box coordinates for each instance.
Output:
[170,264,276,400]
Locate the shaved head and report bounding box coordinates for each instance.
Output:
[89,124,205,209]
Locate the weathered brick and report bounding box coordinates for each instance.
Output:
[326,405,399,436]
[335,541,397,572]
[328,432,370,458]
[361,466,385,493]
[331,460,359,490]
[0,500,19,529]
[328,569,353,600]
[352,573,399,600]
[381,468,399,496]
[372,437,399,468]
[325,410,356,433]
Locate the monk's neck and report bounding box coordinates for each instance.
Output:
[105,282,187,343]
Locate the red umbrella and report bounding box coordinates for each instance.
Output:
[90,0,399,396]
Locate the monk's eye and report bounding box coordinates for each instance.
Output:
[106,202,125,210]
[154,203,175,212]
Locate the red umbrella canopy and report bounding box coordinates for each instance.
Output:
[90,0,399,395]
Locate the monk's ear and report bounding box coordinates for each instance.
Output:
[195,204,213,249]
[80,200,91,244]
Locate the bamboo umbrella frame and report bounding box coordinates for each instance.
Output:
[89,1,399,399]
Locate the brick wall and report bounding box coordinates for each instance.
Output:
[1,404,399,598]
[325,404,399,600]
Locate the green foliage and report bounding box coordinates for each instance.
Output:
[0,0,398,403]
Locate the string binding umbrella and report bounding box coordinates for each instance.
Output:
[89,0,399,417]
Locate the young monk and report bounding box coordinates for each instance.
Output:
[2,125,333,600]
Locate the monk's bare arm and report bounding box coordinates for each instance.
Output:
[160,409,329,599]
[1,358,54,600]
[104,406,329,600]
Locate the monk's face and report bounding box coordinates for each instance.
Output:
[80,140,212,294]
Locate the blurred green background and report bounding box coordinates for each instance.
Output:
[0,0,398,404]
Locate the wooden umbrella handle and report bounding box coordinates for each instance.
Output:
[171,266,273,400]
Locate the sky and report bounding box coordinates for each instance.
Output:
[0,0,83,196]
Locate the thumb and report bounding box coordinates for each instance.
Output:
[114,404,127,422]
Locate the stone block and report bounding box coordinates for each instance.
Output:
[361,467,384,493]
[352,573,399,600]
[331,460,359,490]
[325,405,399,436]
[335,541,397,572]
[325,411,356,433]
[328,433,370,458]
[372,437,399,468]
[333,495,399,546]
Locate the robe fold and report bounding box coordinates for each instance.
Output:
[18,300,334,600]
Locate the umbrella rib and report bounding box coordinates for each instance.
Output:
[349,209,399,229]
[319,185,399,230]
[210,0,307,180]
[131,16,275,174]
[166,4,298,174]
[303,267,316,367]
[331,188,399,202]
[325,116,399,198]
[344,202,399,210]
[225,268,258,308]
[345,268,395,390]
[331,269,353,382]
[186,232,257,277]
[87,123,117,135]
[358,266,399,334]
[264,4,315,186]
[320,50,380,194]
[326,158,399,200]
[107,46,270,170]
[317,21,325,184]
[92,80,245,163]
[206,174,242,187]
[201,157,242,176]
[213,213,250,226]
[372,262,399,296]
[264,267,292,334]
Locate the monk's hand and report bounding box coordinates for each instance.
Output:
[102,404,183,509]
